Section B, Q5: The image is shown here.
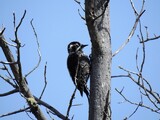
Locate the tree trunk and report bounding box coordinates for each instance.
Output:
[85,0,112,120]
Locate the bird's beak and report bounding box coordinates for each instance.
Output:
[76,44,88,52]
[81,44,88,49]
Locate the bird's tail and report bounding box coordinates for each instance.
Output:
[84,86,90,104]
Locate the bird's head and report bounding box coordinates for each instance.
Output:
[67,41,88,54]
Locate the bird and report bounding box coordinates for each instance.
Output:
[67,41,90,102]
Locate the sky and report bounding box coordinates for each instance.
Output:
[0,0,160,120]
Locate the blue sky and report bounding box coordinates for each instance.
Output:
[0,0,160,120]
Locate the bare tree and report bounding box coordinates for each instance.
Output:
[0,0,160,120]
[112,0,160,119]
[0,10,69,120]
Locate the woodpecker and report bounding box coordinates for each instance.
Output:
[67,41,90,102]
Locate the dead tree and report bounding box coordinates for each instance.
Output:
[112,0,160,119]
[0,10,69,120]
[1,0,160,120]
[85,0,112,120]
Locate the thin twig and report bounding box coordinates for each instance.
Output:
[74,0,86,21]
[78,9,85,20]
[46,109,55,120]
[25,109,35,120]
[138,25,160,43]
[13,10,27,84]
[14,10,27,42]
[34,96,68,120]
[115,88,160,114]
[118,66,138,75]
[111,75,129,78]
[129,0,138,15]
[74,0,85,12]
[137,20,145,83]
[135,48,140,72]
[119,66,160,103]
[2,64,18,86]
[0,75,17,88]
[0,61,17,65]
[0,27,5,35]
[0,89,19,97]
[39,62,47,100]
[0,107,30,118]
[24,19,41,78]
[0,28,16,47]
[65,88,77,120]
[112,10,145,57]
[141,35,160,43]
[127,103,141,119]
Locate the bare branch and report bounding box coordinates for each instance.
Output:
[46,109,55,120]
[0,10,47,120]
[136,20,146,84]
[118,66,137,75]
[13,10,26,84]
[14,10,26,42]
[127,103,141,119]
[2,64,18,86]
[0,28,16,47]
[78,9,85,20]
[39,62,47,100]
[138,21,160,43]
[0,10,71,120]
[74,0,85,12]
[142,35,160,43]
[112,10,145,57]
[65,88,77,120]
[135,48,140,72]
[111,75,129,78]
[0,107,30,118]
[0,61,17,65]
[2,65,13,79]
[0,27,5,35]
[0,89,18,97]
[129,0,138,15]
[113,0,146,57]
[115,88,160,114]
[24,19,41,78]
[0,75,17,88]
[139,26,160,43]
[119,66,160,104]
[115,33,160,114]
[0,35,20,86]
[34,96,68,120]
[74,0,86,20]
[25,109,35,120]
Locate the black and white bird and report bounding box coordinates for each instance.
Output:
[67,41,90,102]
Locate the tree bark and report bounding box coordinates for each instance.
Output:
[85,0,112,120]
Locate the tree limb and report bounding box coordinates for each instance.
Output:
[0,89,19,97]
[0,107,30,118]
[34,96,69,120]
[24,19,41,78]
[39,62,48,100]
[112,10,145,57]
[0,11,46,120]
[65,88,77,120]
